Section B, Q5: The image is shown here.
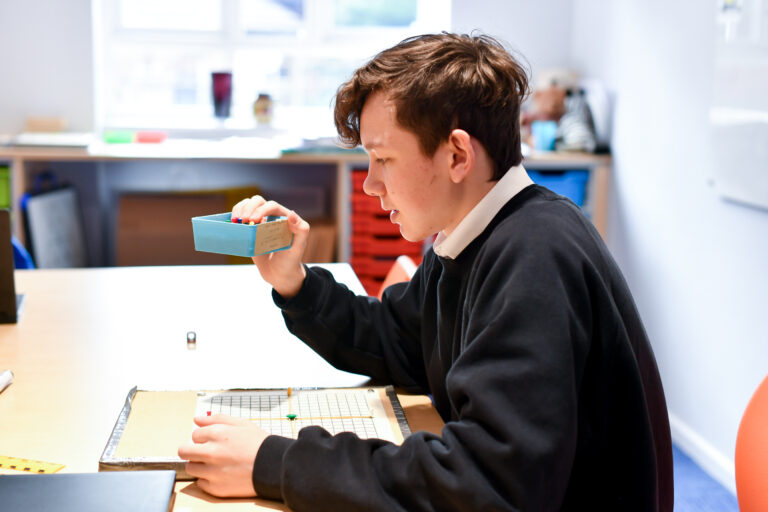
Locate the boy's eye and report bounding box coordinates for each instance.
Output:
[376,158,387,165]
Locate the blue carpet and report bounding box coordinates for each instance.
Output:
[674,444,739,512]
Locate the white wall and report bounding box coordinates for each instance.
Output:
[455,0,768,494]
[569,0,768,492]
[2,0,765,493]
[451,0,574,76]
[0,0,94,133]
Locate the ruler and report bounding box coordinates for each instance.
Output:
[0,455,65,474]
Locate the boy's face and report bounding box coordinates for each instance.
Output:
[360,92,461,242]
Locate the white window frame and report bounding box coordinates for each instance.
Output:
[92,0,451,138]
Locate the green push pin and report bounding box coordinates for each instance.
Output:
[286,413,297,420]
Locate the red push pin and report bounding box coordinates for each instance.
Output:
[207,411,212,416]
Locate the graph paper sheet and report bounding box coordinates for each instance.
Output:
[100,386,412,480]
[195,387,410,443]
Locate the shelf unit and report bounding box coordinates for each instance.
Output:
[0,144,611,268]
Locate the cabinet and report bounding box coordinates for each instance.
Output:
[0,144,610,267]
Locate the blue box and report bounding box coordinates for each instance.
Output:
[528,170,589,207]
[191,213,293,257]
[530,120,558,151]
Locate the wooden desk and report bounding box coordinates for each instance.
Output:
[0,144,611,263]
[0,264,443,510]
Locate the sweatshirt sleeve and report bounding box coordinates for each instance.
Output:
[273,265,429,393]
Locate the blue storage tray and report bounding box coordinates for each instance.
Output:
[191,213,293,257]
[528,170,589,207]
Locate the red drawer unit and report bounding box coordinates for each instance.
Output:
[351,193,383,215]
[352,170,367,192]
[350,256,399,277]
[358,276,384,296]
[352,216,402,236]
[352,234,423,257]
[352,253,422,296]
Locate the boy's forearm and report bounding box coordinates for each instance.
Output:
[275,265,427,392]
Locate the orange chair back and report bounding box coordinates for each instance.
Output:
[735,374,768,512]
[377,255,417,300]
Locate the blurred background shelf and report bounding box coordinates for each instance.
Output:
[0,144,610,267]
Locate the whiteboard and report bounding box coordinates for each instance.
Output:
[711,0,768,210]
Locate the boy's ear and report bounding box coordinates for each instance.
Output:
[447,129,474,184]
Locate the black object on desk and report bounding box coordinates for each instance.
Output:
[0,209,22,323]
[0,470,176,512]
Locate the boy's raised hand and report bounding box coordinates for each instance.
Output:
[231,195,309,298]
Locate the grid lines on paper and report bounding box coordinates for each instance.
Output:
[198,390,382,439]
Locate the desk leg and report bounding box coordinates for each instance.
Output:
[336,162,351,262]
[590,163,610,240]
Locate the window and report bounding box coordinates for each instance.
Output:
[94,0,451,138]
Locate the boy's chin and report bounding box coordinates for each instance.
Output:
[398,224,429,244]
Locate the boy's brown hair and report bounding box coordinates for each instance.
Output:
[334,32,529,180]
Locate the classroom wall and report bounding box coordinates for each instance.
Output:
[455,0,768,494]
[2,0,766,493]
[0,0,94,133]
[451,0,573,74]
[569,0,768,492]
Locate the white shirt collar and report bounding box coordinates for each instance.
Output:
[432,164,533,260]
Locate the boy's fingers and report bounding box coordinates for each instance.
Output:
[194,413,244,427]
[178,442,209,461]
[245,200,291,223]
[231,198,249,219]
[231,195,265,221]
[195,478,214,495]
[287,211,309,234]
[190,426,216,444]
[231,196,299,227]
[184,461,213,479]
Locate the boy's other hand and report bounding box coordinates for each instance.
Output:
[231,195,309,298]
[179,414,270,498]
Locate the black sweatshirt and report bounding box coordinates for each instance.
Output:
[252,185,674,511]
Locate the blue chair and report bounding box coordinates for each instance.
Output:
[11,236,34,269]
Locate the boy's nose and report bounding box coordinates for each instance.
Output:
[362,170,384,198]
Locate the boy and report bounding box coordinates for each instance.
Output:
[179,33,673,511]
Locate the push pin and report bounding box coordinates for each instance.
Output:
[186,331,197,349]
